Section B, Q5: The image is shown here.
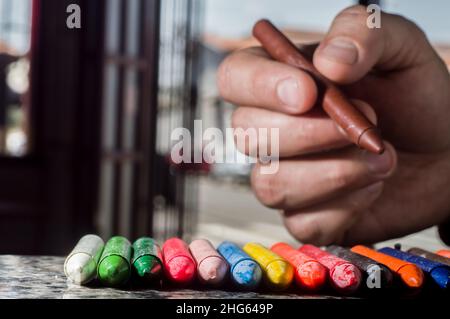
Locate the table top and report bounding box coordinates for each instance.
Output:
[0,255,338,299]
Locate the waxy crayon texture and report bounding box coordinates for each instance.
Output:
[64,234,104,285]
[97,236,132,287]
[132,237,163,283]
[408,248,450,267]
[327,245,393,289]
[379,247,450,289]
[351,245,424,289]
[252,19,385,154]
[436,250,450,259]
[217,242,262,289]
[299,245,362,294]
[189,239,228,286]
[271,243,327,292]
[162,238,196,285]
[243,243,294,290]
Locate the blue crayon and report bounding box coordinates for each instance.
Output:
[217,241,262,290]
[379,247,450,290]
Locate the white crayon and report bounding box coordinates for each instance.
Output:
[64,234,104,285]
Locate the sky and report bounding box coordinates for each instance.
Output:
[1,0,450,55]
[0,0,31,54]
[205,0,450,44]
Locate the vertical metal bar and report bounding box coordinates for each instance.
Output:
[189,0,202,239]
[130,0,144,240]
[176,0,193,239]
[165,0,178,239]
[139,0,161,237]
[111,0,127,235]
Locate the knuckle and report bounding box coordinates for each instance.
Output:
[389,13,427,42]
[284,215,324,245]
[250,67,271,102]
[327,163,353,190]
[336,5,369,25]
[251,165,286,208]
[217,53,236,98]
[402,17,427,41]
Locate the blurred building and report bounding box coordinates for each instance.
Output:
[0,0,202,255]
[436,45,450,69]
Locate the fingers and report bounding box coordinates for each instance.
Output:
[217,47,318,114]
[313,5,435,84]
[282,182,384,246]
[232,107,349,157]
[339,210,390,246]
[251,142,397,210]
[232,99,378,157]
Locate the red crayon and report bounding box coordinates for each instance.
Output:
[162,238,197,285]
[271,243,327,292]
[299,245,362,294]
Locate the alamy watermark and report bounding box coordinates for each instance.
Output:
[170,121,280,175]
[66,4,81,29]
[366,265,383,289]
[367,4,382,29]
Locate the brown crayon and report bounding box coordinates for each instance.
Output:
[408,248,450,267]
[253,19,385,154]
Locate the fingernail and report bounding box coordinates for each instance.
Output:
[365,150,394,177]
[277,78,301,111]
[320,37,358,65]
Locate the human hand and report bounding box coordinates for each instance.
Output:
[217,5,450,245]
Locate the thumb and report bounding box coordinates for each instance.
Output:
[313,5,436,84]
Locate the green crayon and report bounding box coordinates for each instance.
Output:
[97,236,132,287]
[132,237,163,284]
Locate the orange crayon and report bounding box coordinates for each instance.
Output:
[436,250,450,259]
[271,243,327,292]
[351,245,424,289]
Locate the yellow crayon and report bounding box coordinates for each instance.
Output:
[243,243,294,290]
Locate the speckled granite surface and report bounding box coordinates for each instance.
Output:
[0,255,336,299]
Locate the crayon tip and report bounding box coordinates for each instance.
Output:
[67,266,85,284]
[266,260,294,290]
[398,264,424,288]
[134,256,162,280]
[65,254,97,285]
[232,261,262,288]
[240,272,253,284]
[297,261,327,291]
[430,267,450,290]
[98,256,130,286]
[208,269,218,279]
[358,129,385,155]
[253,19,272,35]
[166,256,196,283]
[198,257,228,285]
[330,264,362,294]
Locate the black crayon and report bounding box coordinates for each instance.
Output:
[327,245,394,289]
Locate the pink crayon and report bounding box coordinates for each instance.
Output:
[299,244,362,295]
[162,238,197,285]
[189,239,229,286]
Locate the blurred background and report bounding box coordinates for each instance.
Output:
[0,0,448,255]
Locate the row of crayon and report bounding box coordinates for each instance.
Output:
[64,235,450,294]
